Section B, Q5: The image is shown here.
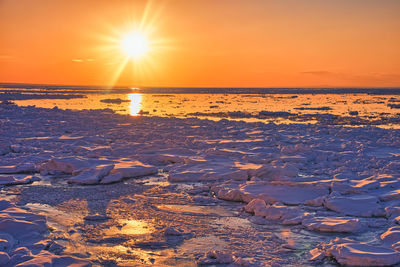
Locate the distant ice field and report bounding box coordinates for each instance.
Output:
[1,84,400,128]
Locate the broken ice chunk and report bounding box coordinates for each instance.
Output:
[323,194,383,217]
[68,164,114,185]
[302,216,363,233]
[101,161,157,184]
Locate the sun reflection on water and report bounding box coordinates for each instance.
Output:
[103,219,152,236]
[128,93,143,116]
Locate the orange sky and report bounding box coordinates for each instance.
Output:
[0,0,399,87]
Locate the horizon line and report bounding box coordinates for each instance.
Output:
[0,81,399,90]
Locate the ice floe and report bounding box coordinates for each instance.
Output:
[302,216,363,233]
[68,164,114,184]
[100,98,130,104]
[0,198,90,266]
[324,238,400,266]
[212,181,328,205]
[0,175,39,186]
[323,194,384,217]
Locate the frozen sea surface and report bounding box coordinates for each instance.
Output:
[0,87,400,266]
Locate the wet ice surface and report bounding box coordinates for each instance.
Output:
[1,99,400,266]
[6,178,290,266]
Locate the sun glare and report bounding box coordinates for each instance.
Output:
[121,32,149,59]
[128,93,143,116]
[97,1,174,87]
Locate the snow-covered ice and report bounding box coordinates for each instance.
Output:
[302,216,363,233]
[0,198,90,266]
[322,238,400,266]
[1,99,400,266]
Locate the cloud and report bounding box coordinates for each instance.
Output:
[0,55,14,62]
[72,58,95,63]
[300,70,333,76]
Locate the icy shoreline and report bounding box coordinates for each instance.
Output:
[1,101,400,266]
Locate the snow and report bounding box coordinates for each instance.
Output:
[168,163,248,182]
[239,182,329,205]
[68,164,114,184]
[323,194,384,217]
[0,164,36,174]
[0,198,90,266]
[0,175,39,186]
[212,181,328,205]
[110,161,158,179]
[381,226,400,246]
[380,189,400,201]
[39,157,92,175]
[325,238,400,266]
[14,251,91,267]
[302,216,363,233]
[244,198,267,214]
[1,99,400,265]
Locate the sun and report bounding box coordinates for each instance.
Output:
[97,2,175,87]
[121,32,149,59]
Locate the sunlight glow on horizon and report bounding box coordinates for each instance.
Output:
[0,0,399,87]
